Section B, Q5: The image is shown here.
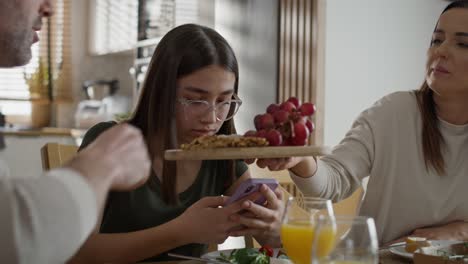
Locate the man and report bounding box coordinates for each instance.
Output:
[0,1,151,263]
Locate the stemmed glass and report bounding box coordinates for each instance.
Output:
[281,197,335,264]
[312,215,379,264]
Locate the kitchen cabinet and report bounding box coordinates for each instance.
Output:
[0,129,84,178]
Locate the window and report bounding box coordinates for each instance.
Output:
[175,0,199,26]
[89,0,139,55]
[137,0,212,42]
[0,39,41,117]
[0,0,71,126]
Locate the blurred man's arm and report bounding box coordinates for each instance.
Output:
[0,124,150,264]
[0,169,98,264]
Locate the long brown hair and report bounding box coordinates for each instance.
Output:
[129,24,239,204]
[415,85,445,175]
[414,0,468,175]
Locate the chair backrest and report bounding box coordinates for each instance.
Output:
[282,182,364,217]
[41,143,78,170]
[333,186,363,216]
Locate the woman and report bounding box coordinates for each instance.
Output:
[69,24,283,263]
[251,1,468,245]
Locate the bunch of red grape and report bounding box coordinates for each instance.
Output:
[244,97,316,146]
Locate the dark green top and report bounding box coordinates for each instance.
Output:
[80,122,248,262]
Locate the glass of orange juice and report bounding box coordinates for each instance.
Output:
[280,197,335,264]
[311,215,378,264]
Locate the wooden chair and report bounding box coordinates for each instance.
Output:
[281,180,364,217]
[41,143,78,170]
[332,186,363,216]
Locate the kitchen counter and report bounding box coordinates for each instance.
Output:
[0,127,86,137]
[0,127,84,178]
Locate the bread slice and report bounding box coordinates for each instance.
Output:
[181,135,268,150]
[405,237,431,253]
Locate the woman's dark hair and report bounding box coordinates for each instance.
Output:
[414,0,468,175]
[128,24,239,204]
[442,0,468,13]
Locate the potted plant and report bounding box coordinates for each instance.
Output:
[24,57,51,128]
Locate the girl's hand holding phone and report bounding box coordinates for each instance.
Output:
[175,196,242,245]
[224,178,279,205]
[227,184,284,248]
[175,194,261,245]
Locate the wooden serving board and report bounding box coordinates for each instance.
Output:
[164,146,331,160]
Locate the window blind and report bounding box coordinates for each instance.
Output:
[137,0,203,41]
[90,0,139,55]
[0,33,44,116]
[0,0,71,120]
[175,0,199,26]
[50,0,72,101]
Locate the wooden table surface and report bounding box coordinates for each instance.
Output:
[378,249,413,264]
[151,249,412,264]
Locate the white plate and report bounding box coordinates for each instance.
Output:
[389,240,462,259]
[202,248,291,263]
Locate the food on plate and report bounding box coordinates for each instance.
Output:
[216,246,289,264]
[245,97,316,146]
[259,245,274,257]
[419,242,468,260]
[405,236,431,253]
[181,135,268,150]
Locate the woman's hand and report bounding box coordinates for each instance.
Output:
[387,221,468,245]
[227,184,285,247]
[174,196,247,245]
[246,156,317,178]
[245,157,303,171]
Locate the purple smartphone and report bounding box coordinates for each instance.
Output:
[225,178,279,205]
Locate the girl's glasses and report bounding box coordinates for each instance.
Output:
[177,94,242,121]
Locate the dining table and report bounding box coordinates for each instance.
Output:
[149,248,413,264]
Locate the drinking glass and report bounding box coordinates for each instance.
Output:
[281,197,335,264]
[312,215,379,264]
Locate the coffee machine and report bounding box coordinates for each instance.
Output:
[75,79,130,129]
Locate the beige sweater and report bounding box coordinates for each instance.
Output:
[291,91,468,244]
[0,168,97,263]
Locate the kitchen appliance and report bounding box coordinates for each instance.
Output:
[138,0,175,41]
[131,43,157,95]
[75,79,130,129]
[131,0,176,100]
